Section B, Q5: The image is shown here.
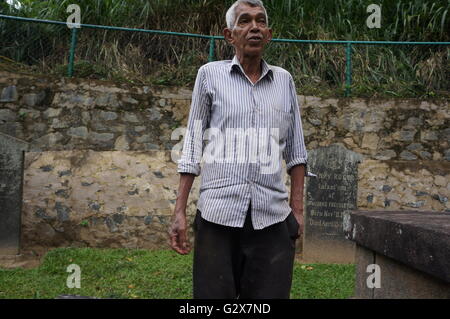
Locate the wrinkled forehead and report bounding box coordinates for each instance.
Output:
[234,3,267,21]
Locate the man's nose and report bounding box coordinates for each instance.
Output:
[250,19,260,31]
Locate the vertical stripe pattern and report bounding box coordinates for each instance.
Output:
[178,55,309,230]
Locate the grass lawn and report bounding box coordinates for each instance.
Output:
[0,248,355,299]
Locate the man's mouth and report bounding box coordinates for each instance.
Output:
[248,36,262,42]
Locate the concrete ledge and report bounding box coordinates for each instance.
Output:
[345,210,450,284]
[354,244,450,299]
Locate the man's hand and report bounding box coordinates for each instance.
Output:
[289,164,306,238]
[169,173,195,255]
[292,209,304,237]
[169,209,191,255]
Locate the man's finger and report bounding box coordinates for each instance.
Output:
[169,229,184,253]
[179,229,190,250]
[170,228,190,254]
[170,236,181,252]
[299,227,304,237]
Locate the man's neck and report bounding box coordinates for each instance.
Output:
[236,53,262,82]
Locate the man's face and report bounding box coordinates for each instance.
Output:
[224,4,272,57]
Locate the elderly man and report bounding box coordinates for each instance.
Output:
[169,0,309,299]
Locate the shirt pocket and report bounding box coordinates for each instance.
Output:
[264,104,292,142]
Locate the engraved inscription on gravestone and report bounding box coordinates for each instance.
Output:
[303,144,362,263]
[0,132,29,255]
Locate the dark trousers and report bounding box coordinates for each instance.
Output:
[193,203,300,299]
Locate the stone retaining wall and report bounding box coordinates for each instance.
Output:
[1,71,449,160]
[19,151,449,253]
[22,150,200,252]
[0,71,449,253]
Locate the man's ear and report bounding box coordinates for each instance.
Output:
[267,28,273,43]
[223,28,234,44]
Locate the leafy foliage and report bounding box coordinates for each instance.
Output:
[0,0,449,97]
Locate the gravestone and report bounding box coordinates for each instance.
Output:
[302,144,362,263]
[0,132,29,255]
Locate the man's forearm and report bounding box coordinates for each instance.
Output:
[174,173,196,214]
[289,164,306,213]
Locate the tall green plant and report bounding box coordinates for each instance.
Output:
[1,0,448,97]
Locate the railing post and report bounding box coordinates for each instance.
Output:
[208,37,215,62]
[68,27,78,77]
[345,42,352,97]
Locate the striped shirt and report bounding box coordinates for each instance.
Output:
[177,55,310,230]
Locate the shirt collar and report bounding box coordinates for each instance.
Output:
[229,55,274,82]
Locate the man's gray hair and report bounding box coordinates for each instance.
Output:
[225,0,268,30]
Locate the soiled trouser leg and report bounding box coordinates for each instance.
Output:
[193,205,298,299]
[238,211,298,299]
[192,209,243,299]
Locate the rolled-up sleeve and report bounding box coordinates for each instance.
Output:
[177,66,211,176]
[283,74,309,176]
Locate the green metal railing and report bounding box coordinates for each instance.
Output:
[1,14,449,97]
